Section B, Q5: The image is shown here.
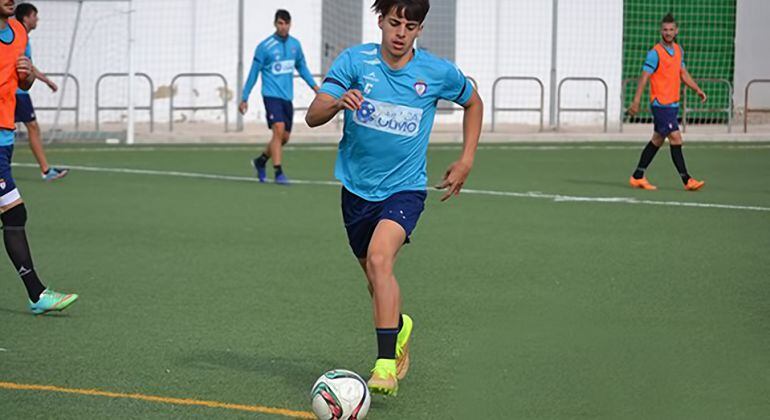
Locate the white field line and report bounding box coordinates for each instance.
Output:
[12,163,770,213]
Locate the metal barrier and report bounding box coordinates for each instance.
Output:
[491,76,544,132]
[744,79,770,133]
[682,78,732,133]
[95,73,155,132]
[557,77,608,132]
[437,76,478,112]
[169,73,228,132]
[35,73,80,130]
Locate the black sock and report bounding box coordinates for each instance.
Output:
[274,165,283,176]
[256,153,269,166]
[632,141,660,179]
[670,145,691,184]
[2,205,46,302]
[398,314,403,333]
[376,328,399,360]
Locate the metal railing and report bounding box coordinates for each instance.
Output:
[557,77,608,132]
[437,76,478,112]
[744,79,770,133]
[169,73,229,132]
[36,73,80,130]
[682,78,733,133]
[95,72,155,132]
[491,76,544,132]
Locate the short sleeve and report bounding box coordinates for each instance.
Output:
[439,62,473,105]
[319,50,355,99]
[642,49,658,74]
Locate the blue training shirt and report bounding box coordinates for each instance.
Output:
[642,44,685,108]
[242,34,316,102]
[1,24,30,146]
[16,42,31,95]
[319,43,474,201]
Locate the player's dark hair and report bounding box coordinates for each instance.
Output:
[372,0,430,24]
[661,13,676,25]
[275,9,291,23]
[14,3,38,22]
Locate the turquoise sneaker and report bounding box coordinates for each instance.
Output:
[29,289,79,315]
[42,168,69,182]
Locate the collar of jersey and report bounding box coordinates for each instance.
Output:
[377,43,419,75]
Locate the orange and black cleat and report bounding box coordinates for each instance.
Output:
[629,176,657,190]
[684,178,705,191]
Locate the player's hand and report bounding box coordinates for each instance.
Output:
[238,101,248,115]
[47,80,58,92]
[435,159,473,202]
[628,101,640,117]
[16,56,32,80]
[337,89,364,111]
[697,90,707,103]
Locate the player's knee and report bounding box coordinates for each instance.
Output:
[1,204,27,229]
[366,252,392,275]
[281,133,290,145]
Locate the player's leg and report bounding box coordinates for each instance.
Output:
[0,147,77,313]
[668,130,704,190]
[269,122,290,184]
[629,109,666,190]
[364,219,405,395]
[25,120,68,182]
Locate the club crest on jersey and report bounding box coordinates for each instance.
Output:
[413,81,427,97]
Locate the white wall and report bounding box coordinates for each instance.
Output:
[734,0,770,112]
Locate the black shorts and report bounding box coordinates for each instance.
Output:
[263,97,293,132]
[341,187,427,259]
[651,106,679,137]
[14,94,36,123]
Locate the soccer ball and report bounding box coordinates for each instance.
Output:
[310,369,371,420]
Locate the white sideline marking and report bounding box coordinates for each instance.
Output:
[17,143,770,154]
[11,162,770,213]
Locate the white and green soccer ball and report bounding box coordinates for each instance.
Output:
[310,369,371,420]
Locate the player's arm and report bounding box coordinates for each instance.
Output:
[436,89,483,201]
[629,71,651,117]
[16,55,35,91]
[681,67,706,103]
[32,65,57,92]
[296,45,319,93]
[306,90,363,127]
[240,46,263,115]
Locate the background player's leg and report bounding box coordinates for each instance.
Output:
[269,123,286,167]
[632,132,664,180]
[24,121,50,174]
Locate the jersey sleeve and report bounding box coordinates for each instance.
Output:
[24,42,31,60]
[438,61,474,106]
[319,49,355,99]
[642,49,658,74]
[242,45,264,102]
[679,45,686,69]
[295,43,317,90]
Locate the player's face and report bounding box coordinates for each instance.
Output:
[378,8,422,59]
[24,11,37,30]
[660,22,678,44]
[0,0,15,18]
[274,18,290,38]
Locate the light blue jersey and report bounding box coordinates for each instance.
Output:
[242,34,316,102]
[643,44,685,108]
[320,43,474,201]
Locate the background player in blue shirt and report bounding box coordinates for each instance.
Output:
[14,3,69,182]
[306,0,483,397]
[239,9,318,185]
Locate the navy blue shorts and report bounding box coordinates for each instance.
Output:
[263,97,293,132]
[14,94,36,123]
[651,106,680,137]
[0,145,21,207]
[341,187,427,259]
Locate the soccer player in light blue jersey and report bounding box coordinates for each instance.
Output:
[306,0,483,396]
[14,3,69,182]
[239,9,319,185]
